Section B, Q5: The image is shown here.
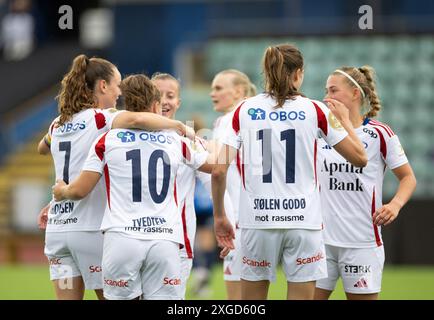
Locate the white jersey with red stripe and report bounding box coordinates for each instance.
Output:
[318,118,408,248]
[222,94,348,229]
[83,129,208,245]
[213,110,242,224]
[177,137,209,259]
[46,108,122,232]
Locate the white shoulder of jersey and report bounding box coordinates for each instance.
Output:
[367,119,408,169]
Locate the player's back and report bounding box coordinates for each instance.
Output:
[47,108,117,232]
[229,94,345,230]
[96,129,187,245]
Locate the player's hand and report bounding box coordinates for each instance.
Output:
[176,121,196,140]
[373,201,400,226]
[323,98,350,125]
[214,216,235,250]
[37,203,50,230]
[52,179,67,201]
[184,125,196,141]
[219,247,231,259]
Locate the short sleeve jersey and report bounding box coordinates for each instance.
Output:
[175,137,209,258]
[318,118,408,248]
[221,94,348,230]
[46,108,122,232]
[213,110,242,223]
[83,129,207,245]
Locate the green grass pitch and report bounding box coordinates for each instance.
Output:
[0,264,433,300]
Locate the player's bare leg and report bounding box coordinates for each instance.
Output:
[95,289,105,300]
[53,276,84,300]
[241,279,269,300]
[314,287,333,300]
[287,281,316,300]
[346,292,378,300]
[225,280,241,300]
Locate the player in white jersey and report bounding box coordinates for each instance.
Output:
[212,44,368,300]
[37,55,194,300]
[53,74,213,300]
[210,69,256,299]
[315,66,417,300]
[151,72,205,298]
[151,72,235,299]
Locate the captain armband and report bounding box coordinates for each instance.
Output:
[43,134,52,148]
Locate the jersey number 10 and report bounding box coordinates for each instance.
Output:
[126,149,171,204]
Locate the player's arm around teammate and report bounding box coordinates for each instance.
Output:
[209,69,257,300]
[53,74,211,300]
[39,54,195,300]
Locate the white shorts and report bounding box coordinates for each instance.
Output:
[179,257,193,299]
[240,228,327,283]
[223,228,241,281]
[102,232,182,300]
[44,231,104,290]
[316,244,385,294]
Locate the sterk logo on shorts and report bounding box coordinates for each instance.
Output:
[248,108,266,120]
[117,131,136,142]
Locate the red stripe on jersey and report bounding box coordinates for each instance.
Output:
[49,122,56,135]
[95,132,108,161]
[182,141,191,162]
[370,120,394,136]
[104,164,111,210]
[196,137,208,151]
[94,111,107,130]
[371,187,382,247]
[232,101,245,134]
[314,139,318,186]
[373,127,387,159]
[181,202,193,259]
[236,151,241,176]
[369,120,394,137]
[312,101,328,136]
[241,147,246,189]
[174,176,178,206]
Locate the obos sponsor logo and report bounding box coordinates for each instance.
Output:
[248,108,266,120]
[89,265,102,273]
[104,278,129,287]
[58,121,86,133]
[296,252,324,265]
[138,132,173,144]
[117,131,136,142]
[242,257,271,268]
[247,108,306,121]
[269,110,305,121]
[163,277,181,285]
